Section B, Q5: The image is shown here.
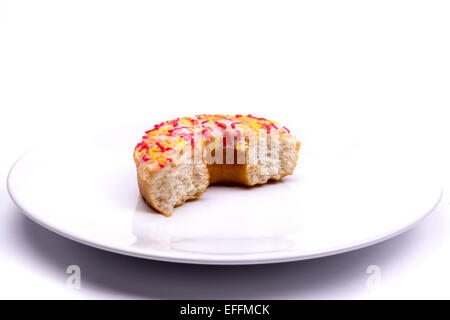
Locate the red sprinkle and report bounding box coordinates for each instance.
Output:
[135,142,149,152]
[159,163,165,168]
[155,142,165,151]
[261,123,271,133]
[215,121,227,129]
[170,126,189,132]
[282,126,290,133]
[142,155,151,162]
[145,128,157,134]
[169,118,180,126]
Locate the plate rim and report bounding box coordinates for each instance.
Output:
[7,153,444,265]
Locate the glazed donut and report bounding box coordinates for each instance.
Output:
[133,114,301,216]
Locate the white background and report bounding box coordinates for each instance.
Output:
[0,0,449,299]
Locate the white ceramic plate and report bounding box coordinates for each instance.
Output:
[7,129,442,265]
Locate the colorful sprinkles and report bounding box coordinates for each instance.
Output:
[133,114,291,169]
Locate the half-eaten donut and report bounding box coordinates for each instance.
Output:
[133,114,301,216]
